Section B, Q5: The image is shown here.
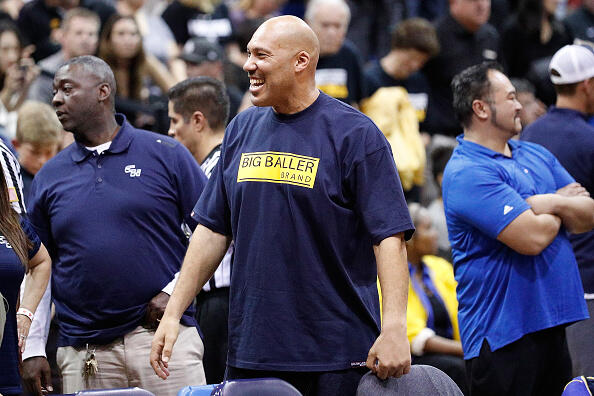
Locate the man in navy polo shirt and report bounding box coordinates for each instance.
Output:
[444,62,594,396]
[151,16,415,396]
[22,56,208,395]
[521,44,594,377]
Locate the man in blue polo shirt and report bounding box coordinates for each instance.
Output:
[22,56,208,396]
[151,16,415,396]
[521,44,594,377]
[444,62,594,396]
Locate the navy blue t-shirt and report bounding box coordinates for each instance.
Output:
[194,92,414,371]
[28,115,207,347]
[521,107,594,294]
[0,217,41,395]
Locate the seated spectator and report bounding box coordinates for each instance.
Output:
[422,0,499,137]
[365,18,439,123]
[501,0,571,81]
[98,14,176,129]
[229,0,285,29]
[563,0,594,42]
[116,0,177,64]
[28,8,100,104]
[426,145,454,261]
[17,0,114,61]
[510,78,546,129]
[178,38,242,120]
[406,203,467,394]
[306,0,366,107]
[12,101,61,201]
[0,21,38,139]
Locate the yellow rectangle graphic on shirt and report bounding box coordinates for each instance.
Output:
[237,151,319,189]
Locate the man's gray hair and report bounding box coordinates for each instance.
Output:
[305,0,351,24]
[61,55,117,108]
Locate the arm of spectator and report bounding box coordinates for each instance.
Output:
[527,190,594,234]
[423,334,464,357]
[150,224,230,379]
[366,233,411,380]
[497,206,561,255]
[144,273,180,330]
[145,54,176,94]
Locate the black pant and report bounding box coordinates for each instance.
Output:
[413,354,468,395]
[465,326,572,396]
[195,287,230,384]
[225,366,368,396]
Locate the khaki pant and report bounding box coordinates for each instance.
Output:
[57,325,205,396]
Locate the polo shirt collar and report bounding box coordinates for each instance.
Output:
[71,114,134,163]
[456,134,521,159]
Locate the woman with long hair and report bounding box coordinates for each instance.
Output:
[0,161,51,396]
[98,14,175,128]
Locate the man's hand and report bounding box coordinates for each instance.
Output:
[145,292,170,330]
[366,324,411,380]
[150,317,180,380]
[21,356,53,395]
[557,182,590,197]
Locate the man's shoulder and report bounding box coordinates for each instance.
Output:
[39,51,65,70]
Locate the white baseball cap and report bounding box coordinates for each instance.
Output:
[549,44,594,84]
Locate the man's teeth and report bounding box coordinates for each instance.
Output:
[251,78,264,86]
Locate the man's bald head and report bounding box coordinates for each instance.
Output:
[60,55,117,109]
[254,16,320,70]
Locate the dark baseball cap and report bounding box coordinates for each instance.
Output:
[180,38,224,65]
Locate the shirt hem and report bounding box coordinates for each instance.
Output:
[228,358,363,372]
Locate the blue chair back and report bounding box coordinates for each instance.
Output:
[212,378,302,395]
[177,384,217,396]
[72,388,155,395]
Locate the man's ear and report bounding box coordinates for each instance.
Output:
[98,83,111,103]
[471,99,489,122]
[295,51,311,73]
[191,110,207,132]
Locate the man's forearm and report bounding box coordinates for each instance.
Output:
[163,225,230,320]
[374,233,408,330]
[528,194,594,233]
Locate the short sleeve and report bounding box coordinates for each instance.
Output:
[348,140,414,244]
[445,166,531,239]
[193,159,232,236]
[20,216,41,259]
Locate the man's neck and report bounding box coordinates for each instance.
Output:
[451,13,481,34]
[75,115,120,147]
[556,96,589,115]
[196,131,224,165]
[272,87,320,115]
[464,126,512,157]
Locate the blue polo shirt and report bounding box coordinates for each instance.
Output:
[194,92,414,371]
[28,115,207,347]
[521,107,594,294]
[443,136,588,359]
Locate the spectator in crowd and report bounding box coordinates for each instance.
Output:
[21,55,208,396]
[167,76,232,384]
[365,18,439,124]
[28,8,100,105]
[16,0,113,62]
[0,21,37,139]
[510,78,546,128]
[444,62,594,395]
[151,16,414,395]
[426,145,454,260]
[0,160,51,396]
[306,0,366,107]
[115,0,177,64]
[500,0,571,83]
[162,0,233,49]
[98,14,176,129]
[344,0,397,61]
[564,0,594,42]
[402,202,467,395]
[178,38,243,120]
[229,0,285,29]
[521,44,594,377]
[422,0,499,137]
[12,101,61,202]
[0,0,24,22]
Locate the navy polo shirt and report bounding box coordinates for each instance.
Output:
[195,93,414,371]
[521,107,594,294]
[443,136,588,359]
[28,115,207,347]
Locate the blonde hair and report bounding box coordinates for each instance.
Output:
[16,101,63,145]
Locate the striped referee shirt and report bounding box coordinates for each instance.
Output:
[201,144,232,291]
[0,140,25,214]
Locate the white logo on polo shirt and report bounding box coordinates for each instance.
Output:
[124,164,142,178]
[0,236,13,249]
[503,205,514,215]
